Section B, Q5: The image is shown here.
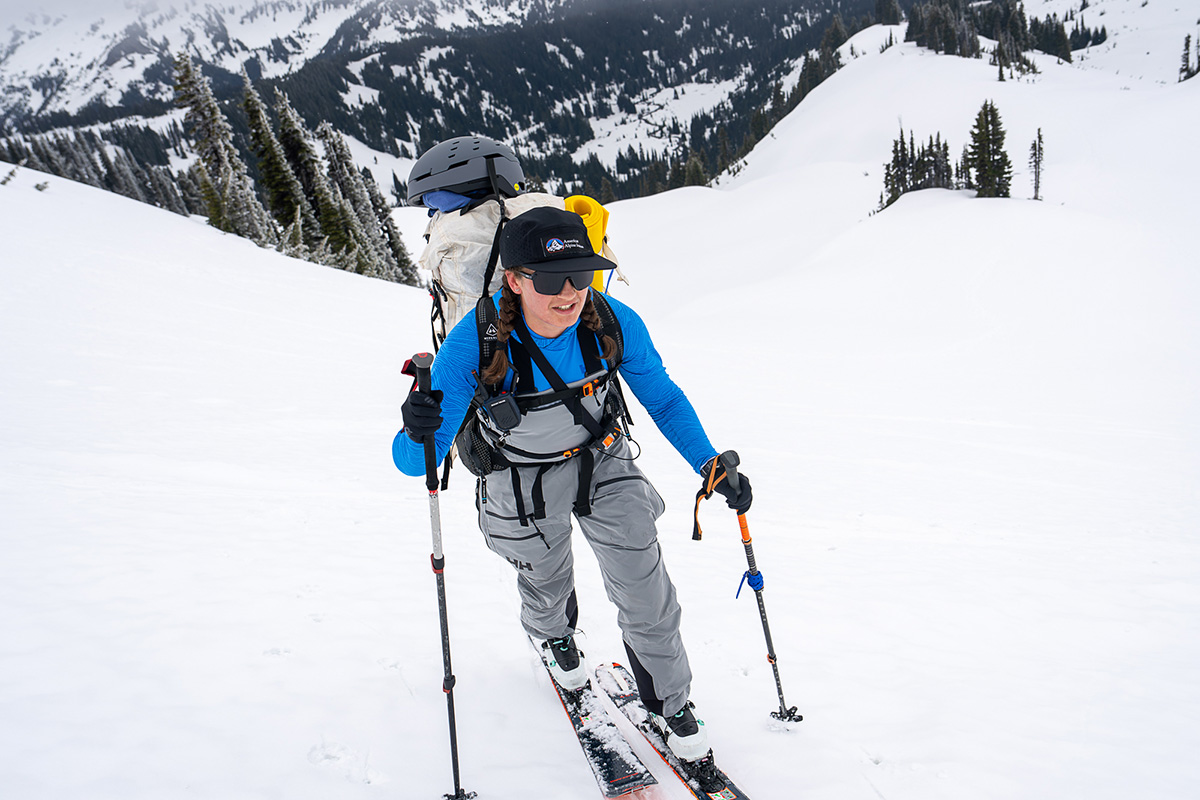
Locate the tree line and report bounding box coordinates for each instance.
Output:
[1182,34,1200,82]
[905,0,1107,72]
[0,129,197,217]
[878,100,1049,210]
[0,59,419,285]
[174,53,417,283]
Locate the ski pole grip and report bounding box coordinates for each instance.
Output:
[411,352,434,394]
[409,352,438,489]
[718,450,741,494]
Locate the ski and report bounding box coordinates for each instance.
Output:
[531,638,658,798]
[595,662,752,800]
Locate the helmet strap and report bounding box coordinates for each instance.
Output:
[485,156,506,214]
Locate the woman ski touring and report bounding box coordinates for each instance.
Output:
[392,154,753,779]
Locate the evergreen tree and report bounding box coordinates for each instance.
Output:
[716,125,732,173]
[820,14,849,53]
[277,205,310,261]
[173,52,276,245]
[274,89,346,254]
[110,150,148,203]
[880,127,957,210]
[600,176,616,204]
[148,165,189,216]
[317,121,388,262]
[362,166,418,285]
[683,153,707,186]
[875,0,903,26]
[175,166,206,215]
[242,71,319,243]
[391,171,407,206]
[1181,35,1198,82]
[966,100,1012,198]
[958,145,973,190]
[190,161,226,229]
[1029,127,1044,200]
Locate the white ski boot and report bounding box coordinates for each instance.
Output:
[542,634,588,691]
[649,701,710,762]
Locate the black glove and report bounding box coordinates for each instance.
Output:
[701,455,753,514]
[402,389,444,443]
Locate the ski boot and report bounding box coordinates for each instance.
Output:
[542,634,588,691]
[650,702,725,793]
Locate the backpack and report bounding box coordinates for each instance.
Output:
[417,192,628,487]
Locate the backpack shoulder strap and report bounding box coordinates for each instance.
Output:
[477,160,509,300]
[590,292,624,370]
[474,295,503,396]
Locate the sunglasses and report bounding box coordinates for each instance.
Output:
[516,269,594,295]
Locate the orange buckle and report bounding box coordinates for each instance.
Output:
[581,381,596,397]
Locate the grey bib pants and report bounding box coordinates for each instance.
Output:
[476,436,692,717]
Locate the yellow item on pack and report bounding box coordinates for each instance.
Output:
[565,194,610,292]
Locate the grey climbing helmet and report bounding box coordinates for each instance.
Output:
[407,135,525,207]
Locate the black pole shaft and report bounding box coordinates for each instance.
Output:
[432,557,464,792]
[743,536,793,717]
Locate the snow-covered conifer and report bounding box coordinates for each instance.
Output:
[317,122,390,268]
[362,166,418,285]
[242,72,319,241]
[173,52,277,245]
[274,90,349,254]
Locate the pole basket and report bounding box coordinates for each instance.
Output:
[771,706,804,723]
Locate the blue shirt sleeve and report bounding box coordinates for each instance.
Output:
[391,311,482,477]
[392,292,718,477]
[605,295,718,474]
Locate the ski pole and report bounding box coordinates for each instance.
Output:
[406,353,476,800]
[719,451,803,723]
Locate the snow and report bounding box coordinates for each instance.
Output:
[3,16,1200,800]
[573,78,745,170]
[340,132,414,203]
[1028,0,1200,84]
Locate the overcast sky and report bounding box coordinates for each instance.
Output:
[2,0,144,31]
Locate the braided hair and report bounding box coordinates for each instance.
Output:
[480,269,617,385]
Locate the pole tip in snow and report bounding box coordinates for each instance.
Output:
[771,706,803,723]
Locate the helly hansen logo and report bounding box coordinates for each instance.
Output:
[507,557,533,572]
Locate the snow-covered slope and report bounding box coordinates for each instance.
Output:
[1029,0,1200,83]
[3,21,1199,800]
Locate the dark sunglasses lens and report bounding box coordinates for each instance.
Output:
[531,270,594,294]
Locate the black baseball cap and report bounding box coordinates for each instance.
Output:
[500,206,617,274]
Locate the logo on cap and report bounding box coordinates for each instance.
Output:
[545,238,565,253]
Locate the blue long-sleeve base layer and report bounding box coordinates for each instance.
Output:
[393,292,717,477]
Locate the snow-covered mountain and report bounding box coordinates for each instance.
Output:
[0,0,835,154]
[2,5,1197,799]
[0,0,541,119]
